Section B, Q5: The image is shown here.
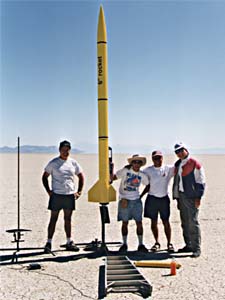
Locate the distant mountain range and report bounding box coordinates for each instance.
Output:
[111,146,225,155]
[0,145,83,154]
[0,144,225,154]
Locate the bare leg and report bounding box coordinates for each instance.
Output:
[151,219,159,243]
[121,221,128,236]
[47,210,60,239]
[136,221,148,251]
[136,221,143,236]
[63,209,73,238]
[162,220,171,245]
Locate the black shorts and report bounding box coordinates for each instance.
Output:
[144,194,170,221]
[48,193,76,211]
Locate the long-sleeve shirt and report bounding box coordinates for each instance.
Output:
[173,156,205,199]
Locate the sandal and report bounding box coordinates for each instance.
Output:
[150,242,160,252]
[167,243,175,253]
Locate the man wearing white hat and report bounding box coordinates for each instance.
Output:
[173,142,205,258]
[111,154,149,253]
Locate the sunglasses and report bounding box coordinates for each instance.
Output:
[132,160,142,164]
[175,148,184,154]
[152,156,162,160]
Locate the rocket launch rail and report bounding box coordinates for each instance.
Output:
[87,6,120,254]
[0,137,54,263]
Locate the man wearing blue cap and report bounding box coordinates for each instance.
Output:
[42,140,84,253]
[173,142,205,258]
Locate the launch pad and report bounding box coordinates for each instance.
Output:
[0,137,54,263]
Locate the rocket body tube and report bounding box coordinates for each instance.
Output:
[88,6,116,203]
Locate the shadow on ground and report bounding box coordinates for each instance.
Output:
[0,246,192,266]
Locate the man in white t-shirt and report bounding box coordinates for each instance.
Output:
[112,154,149,253]
[141,150,175,253]
[42,140,84,253]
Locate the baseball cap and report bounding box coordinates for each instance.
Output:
[59,140,71,149]
[152,150,163,157]
[174,142,187,152]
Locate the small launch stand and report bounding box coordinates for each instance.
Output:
[84,147,120,255]
[0,137,53,263]
[99,203,111,254]
[97,146,114,254]
[83,203,120,256]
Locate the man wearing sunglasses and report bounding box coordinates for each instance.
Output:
[173,142,205,258]
[141,150,175,253]
[112,154,149,253]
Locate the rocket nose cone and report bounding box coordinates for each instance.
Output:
[97,6,107,42]
[99,5,104,16]
[99,6,105,24]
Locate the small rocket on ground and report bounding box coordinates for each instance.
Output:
[88,6,116,204]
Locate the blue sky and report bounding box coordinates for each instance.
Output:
[1,0,225,153]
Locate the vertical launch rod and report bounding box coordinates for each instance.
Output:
[17,136,20,251]
[1,137,49,262]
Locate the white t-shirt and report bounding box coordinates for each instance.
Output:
[143,165,174,198]
[178,157,189,192]
[45,157,82,195]
[116,167,149,200]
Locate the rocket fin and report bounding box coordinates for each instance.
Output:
[108,184,117,203]
[88,180,116,203]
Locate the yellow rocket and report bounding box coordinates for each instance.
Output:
[88,6,116,204]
